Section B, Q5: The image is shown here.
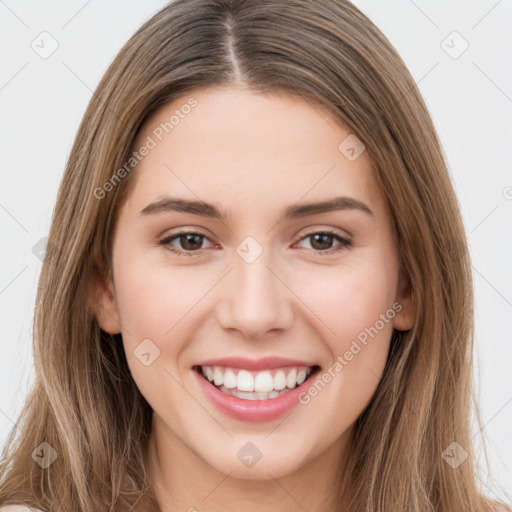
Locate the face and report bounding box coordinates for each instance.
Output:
[92,86,414,480]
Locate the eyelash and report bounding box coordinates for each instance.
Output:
[158,229,352,257]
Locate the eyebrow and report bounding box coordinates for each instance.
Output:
[139,195,375,220]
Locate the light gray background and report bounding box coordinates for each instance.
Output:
[1,0,511,503]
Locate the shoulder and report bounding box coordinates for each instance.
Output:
[492,503,511,512]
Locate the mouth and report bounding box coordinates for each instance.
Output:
[193,364,322,401]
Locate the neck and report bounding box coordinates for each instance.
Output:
[146,413,351,512]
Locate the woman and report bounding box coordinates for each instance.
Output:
[0,1,509,511]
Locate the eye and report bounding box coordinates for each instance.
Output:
[159,231,214,257]
[158,229,352,257]
[295,229,352,255]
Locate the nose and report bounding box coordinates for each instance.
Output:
[216,246,294,340]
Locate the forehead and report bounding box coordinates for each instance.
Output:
[123,86,385,218]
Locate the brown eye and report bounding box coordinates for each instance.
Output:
[297,230,352,255]
[309,233,335,251]
[176,233,204,251]
[159,232,213,256]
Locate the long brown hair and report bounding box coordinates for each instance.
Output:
[0,1,508,510]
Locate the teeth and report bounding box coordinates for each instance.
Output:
[254,371,274,392]
[297,369,307,385]
[218,384,291,400]
[213,366,224,386]
[223,369,237,389]
[237,370,254,392]
[286,368,297,389]
[273,370,286,390]
[199,364,314,395]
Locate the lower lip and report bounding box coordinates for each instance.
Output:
[193,367,320,422]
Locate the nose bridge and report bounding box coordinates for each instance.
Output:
[219,237,293,339]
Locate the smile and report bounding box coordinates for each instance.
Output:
[198,365,315,400]
[192,359,321,422]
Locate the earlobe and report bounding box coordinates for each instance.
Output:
[89,260,121,335]
[392,269,416,332]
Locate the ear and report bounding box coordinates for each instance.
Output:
[89,259,121,335]
[392,267,416,331]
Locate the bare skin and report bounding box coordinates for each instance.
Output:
[92,86,415,512]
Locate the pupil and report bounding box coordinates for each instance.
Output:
[312,234,332,250]
[182,234,202,250]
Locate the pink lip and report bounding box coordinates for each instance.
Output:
[194,356,317,371]
[193,366,320,422]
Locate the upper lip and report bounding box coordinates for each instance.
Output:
[194,356,318,371]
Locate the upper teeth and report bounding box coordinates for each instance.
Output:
[200,365,313,393]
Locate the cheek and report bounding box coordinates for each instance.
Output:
[294,250,398,391]
[112,240,215,343]
[111,255,226,405]
[109,240,205,386]
[335,269,396,347]
[299,255,398,343]
[293,259,398,435]
[112,261,214,415]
